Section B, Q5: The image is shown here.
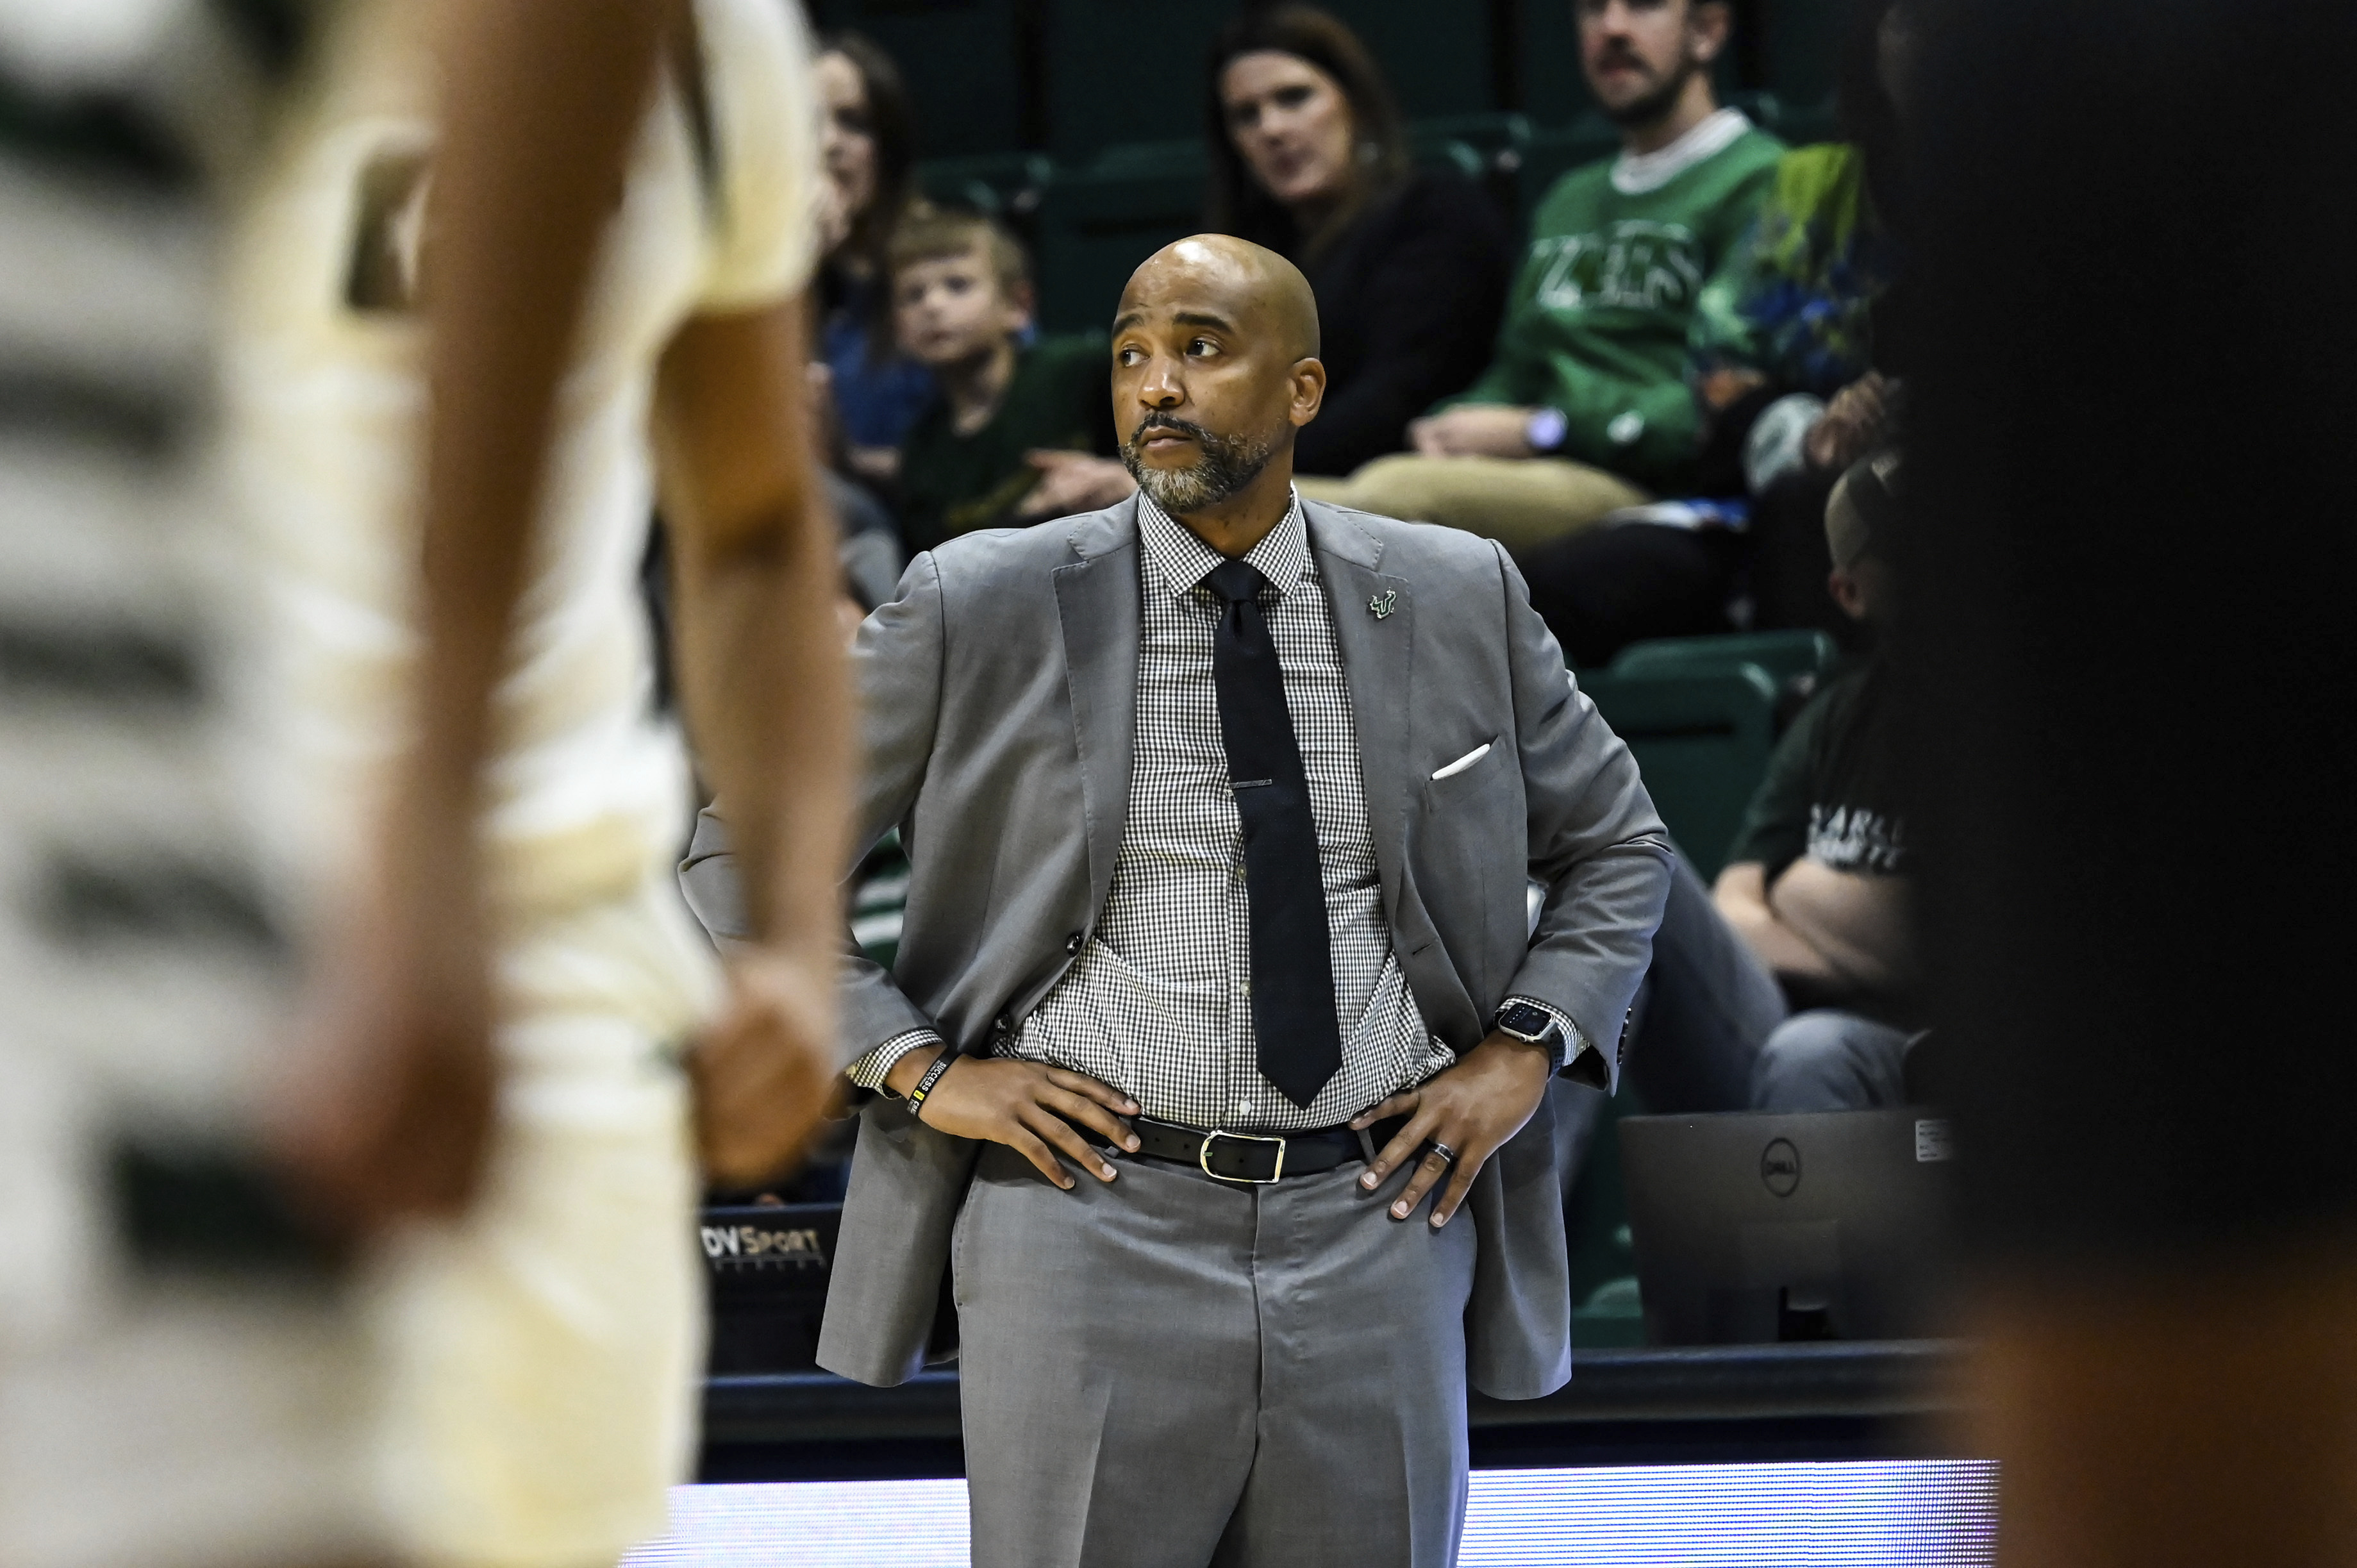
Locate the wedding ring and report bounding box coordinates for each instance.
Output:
[1428,1142,1460,1165]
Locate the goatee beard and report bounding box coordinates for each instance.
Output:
[1120,417,1279,515]
[1603,56,1699,130]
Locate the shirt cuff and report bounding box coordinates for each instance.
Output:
[1503,995,1603,1086]
[847,1028,945,1092]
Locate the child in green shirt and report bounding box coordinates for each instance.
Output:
[889,210,1120,553]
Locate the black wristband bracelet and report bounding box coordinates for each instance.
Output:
[903,1051,955,1121]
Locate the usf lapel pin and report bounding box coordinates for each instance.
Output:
[1367,589,1397,620]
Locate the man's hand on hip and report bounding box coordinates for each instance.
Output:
[885,1047,1140,1190]
[1349,1033,1553,1228]
[692,943,844,1188]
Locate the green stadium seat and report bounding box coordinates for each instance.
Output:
[1410,135,1485,183]
[916,153,1055,224]
[1565,1084,1649,1349]
[1408,112,1529,219]
[1580,662,1779,880]
[1610,628,1839,688]
[1409,111,1532,174]
[1084,139,1209,178]
[1031,142,1209,334]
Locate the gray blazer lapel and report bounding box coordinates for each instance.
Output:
[1307,502,1413,924]
[1052,499,1143,924]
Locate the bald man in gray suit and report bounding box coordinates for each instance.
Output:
[683,237,1672,1567]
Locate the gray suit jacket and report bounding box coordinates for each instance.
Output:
[680,496,1672,1399]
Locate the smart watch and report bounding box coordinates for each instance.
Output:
[1494,1000,1569,1072]
[1524,406,1569,455]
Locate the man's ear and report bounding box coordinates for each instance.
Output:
[1828,566,1868,621]
[1289,356,1328,428]
[1690,0,1733,64]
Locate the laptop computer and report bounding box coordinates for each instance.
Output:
[1618,1108,1958,1345]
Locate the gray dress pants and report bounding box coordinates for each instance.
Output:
[952,1141,1478,1568]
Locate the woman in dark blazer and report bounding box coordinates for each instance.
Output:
[1208,6,1512,477]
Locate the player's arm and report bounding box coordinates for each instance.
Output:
[278,0,690,1231]
[652,297,854,1187]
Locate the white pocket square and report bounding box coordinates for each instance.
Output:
[1430,742,1492,781]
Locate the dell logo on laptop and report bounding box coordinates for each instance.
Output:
[1760,1137,1802,1198]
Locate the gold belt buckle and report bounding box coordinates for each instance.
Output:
[1199,1129,1287,1185]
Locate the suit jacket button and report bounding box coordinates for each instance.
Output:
[1065,931,1085,955]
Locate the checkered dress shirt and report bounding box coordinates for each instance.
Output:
[851,492,1579,1126]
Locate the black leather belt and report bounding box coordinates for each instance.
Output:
[1097,1113,1410,1185]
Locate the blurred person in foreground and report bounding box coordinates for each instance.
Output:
[886,208,1120,553]
[1900,0,2357,1562]
[230,2,850,1566]
[1303,0,1781,555]
[0,3,849,1567]
[686,234,1671,1565]
[0,6,385,1564]
[1206,4,1513,477]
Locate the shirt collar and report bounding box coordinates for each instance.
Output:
[1136,487,1313,602]
[1610,106,1751,196]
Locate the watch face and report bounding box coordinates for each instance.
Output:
[1525,407,1568,453]
[1498,1003,1551,1039]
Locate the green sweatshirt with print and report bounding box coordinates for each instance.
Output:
[1443,117,1783,489]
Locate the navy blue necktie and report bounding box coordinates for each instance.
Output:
[1203,559,1342,1108]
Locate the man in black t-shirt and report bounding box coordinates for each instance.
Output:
[1576,455,1916,1151]
[1712,453,1917,1107]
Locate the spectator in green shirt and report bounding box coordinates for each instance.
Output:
[1513,0,1916,669]
[889,209,1123,552]
[1301,0,1781,556]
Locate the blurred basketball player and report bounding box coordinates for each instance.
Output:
[0,1,845,1565]
[229,0,849,1565]
[0,6,384,1562]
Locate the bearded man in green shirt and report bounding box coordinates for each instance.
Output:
[1303,0,1781,556]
